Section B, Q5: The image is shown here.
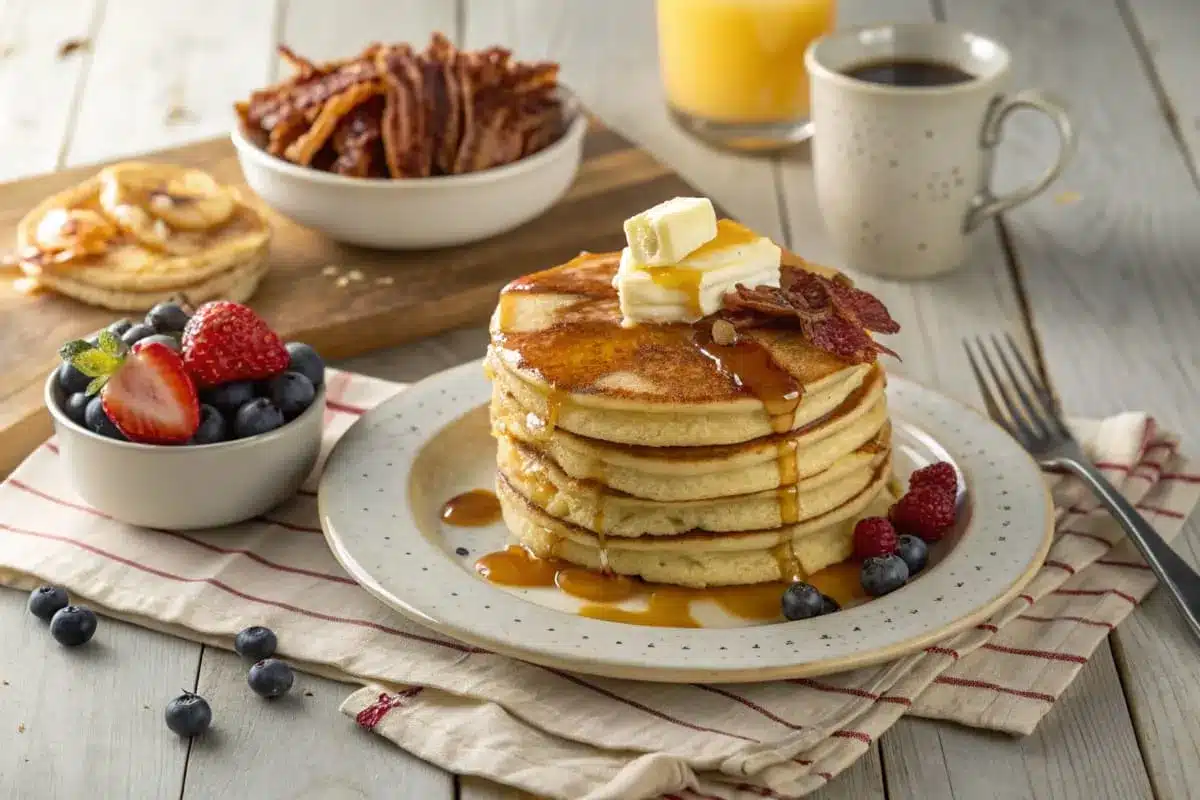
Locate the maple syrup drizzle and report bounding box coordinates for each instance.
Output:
[440,489,502,527]
[474,544,561,585]
[475,544,868,627]
[693,330,802,434]
[770,541,803,583]
[495,293,521,331]
[645,266,704,319]
[776,440,801,525]
[556,567,639,603]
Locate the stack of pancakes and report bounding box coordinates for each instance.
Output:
[487,251,895,589]
[16,162,271,311]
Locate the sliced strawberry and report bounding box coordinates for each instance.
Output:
[101,342,200,444]
[182,301,289,387]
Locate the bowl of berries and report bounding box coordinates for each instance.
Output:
[44,299,327,529]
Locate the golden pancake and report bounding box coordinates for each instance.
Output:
[498,471,895,587]
[497,432,890,536]
[17,174,271,293]
[487,251,881,446]
[490,368,889,501]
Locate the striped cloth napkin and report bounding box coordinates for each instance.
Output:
[1,368,1196,800]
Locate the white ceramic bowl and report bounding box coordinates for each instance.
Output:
[230,106,588,249]
[45,374,325,530]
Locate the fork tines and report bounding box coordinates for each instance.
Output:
[963,334,1067,445]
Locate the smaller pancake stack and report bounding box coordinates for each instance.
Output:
[16,162,271,311]
[486,201,901,588]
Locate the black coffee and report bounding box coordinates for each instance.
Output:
[843,58,975,87]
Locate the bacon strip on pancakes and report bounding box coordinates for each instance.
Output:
[722,266,901,364]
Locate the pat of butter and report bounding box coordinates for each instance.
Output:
[614,219,782,327]
[622,197,718,266]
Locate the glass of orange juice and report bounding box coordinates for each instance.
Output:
[656,0,835,152]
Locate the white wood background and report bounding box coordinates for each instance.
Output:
[1,0,1197,797]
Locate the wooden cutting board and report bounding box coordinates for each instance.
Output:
[0,120,706,476]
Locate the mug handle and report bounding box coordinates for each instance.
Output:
[964,89,1076,232]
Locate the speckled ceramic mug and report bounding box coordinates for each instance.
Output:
[806,24,1075,279]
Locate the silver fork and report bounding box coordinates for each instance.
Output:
[964,334,1200,641]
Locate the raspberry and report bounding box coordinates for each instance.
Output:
[891,486,957,542]
[852,517,899,560]
[909,461,958,497]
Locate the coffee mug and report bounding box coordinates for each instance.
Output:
[805,23,1075,279]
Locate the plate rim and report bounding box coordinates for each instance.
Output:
[319,359,1055,683]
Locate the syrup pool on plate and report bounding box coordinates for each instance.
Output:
[440,489,501,527]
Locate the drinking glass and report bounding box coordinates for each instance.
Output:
[656,0,836,152]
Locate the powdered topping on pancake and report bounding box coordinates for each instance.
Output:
[721,266,900,363]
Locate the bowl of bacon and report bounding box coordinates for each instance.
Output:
[231,35,586,249]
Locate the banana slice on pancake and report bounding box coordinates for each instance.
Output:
[26,208,119,267]
[98,162,236,253]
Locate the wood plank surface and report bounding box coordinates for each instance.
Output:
[0,587,199,799]
[941,0,1200,798]
[0,0,100,182]
[181,647,453,799]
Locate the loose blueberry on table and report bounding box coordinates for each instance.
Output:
[165,691,213,738]
[248,658,295,699]
[27,585,70,622]
[234,625,278,661]
[54,300,323,446]
[49,605,98,646]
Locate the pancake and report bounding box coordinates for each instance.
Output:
[497,469,895,587]
[33,245,270,311]
[490,368,889,501]
[17,177,271,293]
[487,250,878,446]
[497,432,890,536]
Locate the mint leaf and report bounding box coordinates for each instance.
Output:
[69,349,122,378]
[85,376,108,396]
[96,330,124,357]
[58,339,94,362]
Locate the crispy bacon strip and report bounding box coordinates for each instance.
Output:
[235,35,565,177]
[721,265,900,363]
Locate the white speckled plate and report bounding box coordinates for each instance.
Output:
[318,360,1053,683]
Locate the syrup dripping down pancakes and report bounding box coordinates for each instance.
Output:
[485,234,901,589]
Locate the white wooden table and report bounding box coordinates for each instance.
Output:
[3,0,1199,797]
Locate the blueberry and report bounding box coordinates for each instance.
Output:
[56,361,91,394]
[861,555,910,597]
[234,626,277,661]
[820,594,840,615]
[201,381,257,415]
[165,692,212,738]
[781,582,825,621]
[145,302,191,333]
[28,585,69,622]
[285,342,325,387]
[139,333,181,352]
[248,658,294,698]
[84,396,125,440]
[121,323,156,347]
[266,372,315,420]
[896,535,929,576]
[190,404,228,445]
[234,398,285,439]
[107,318,134,337]
[63,392,89,426]
[49,605,98,646]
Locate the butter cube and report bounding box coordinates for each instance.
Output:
[623,197,717,266]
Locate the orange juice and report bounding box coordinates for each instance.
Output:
[657,0,835,125]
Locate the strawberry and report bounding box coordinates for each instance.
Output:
[181,301,288,388]
[101,342,200,444]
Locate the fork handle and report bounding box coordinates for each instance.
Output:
[1058,457,1200,641]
